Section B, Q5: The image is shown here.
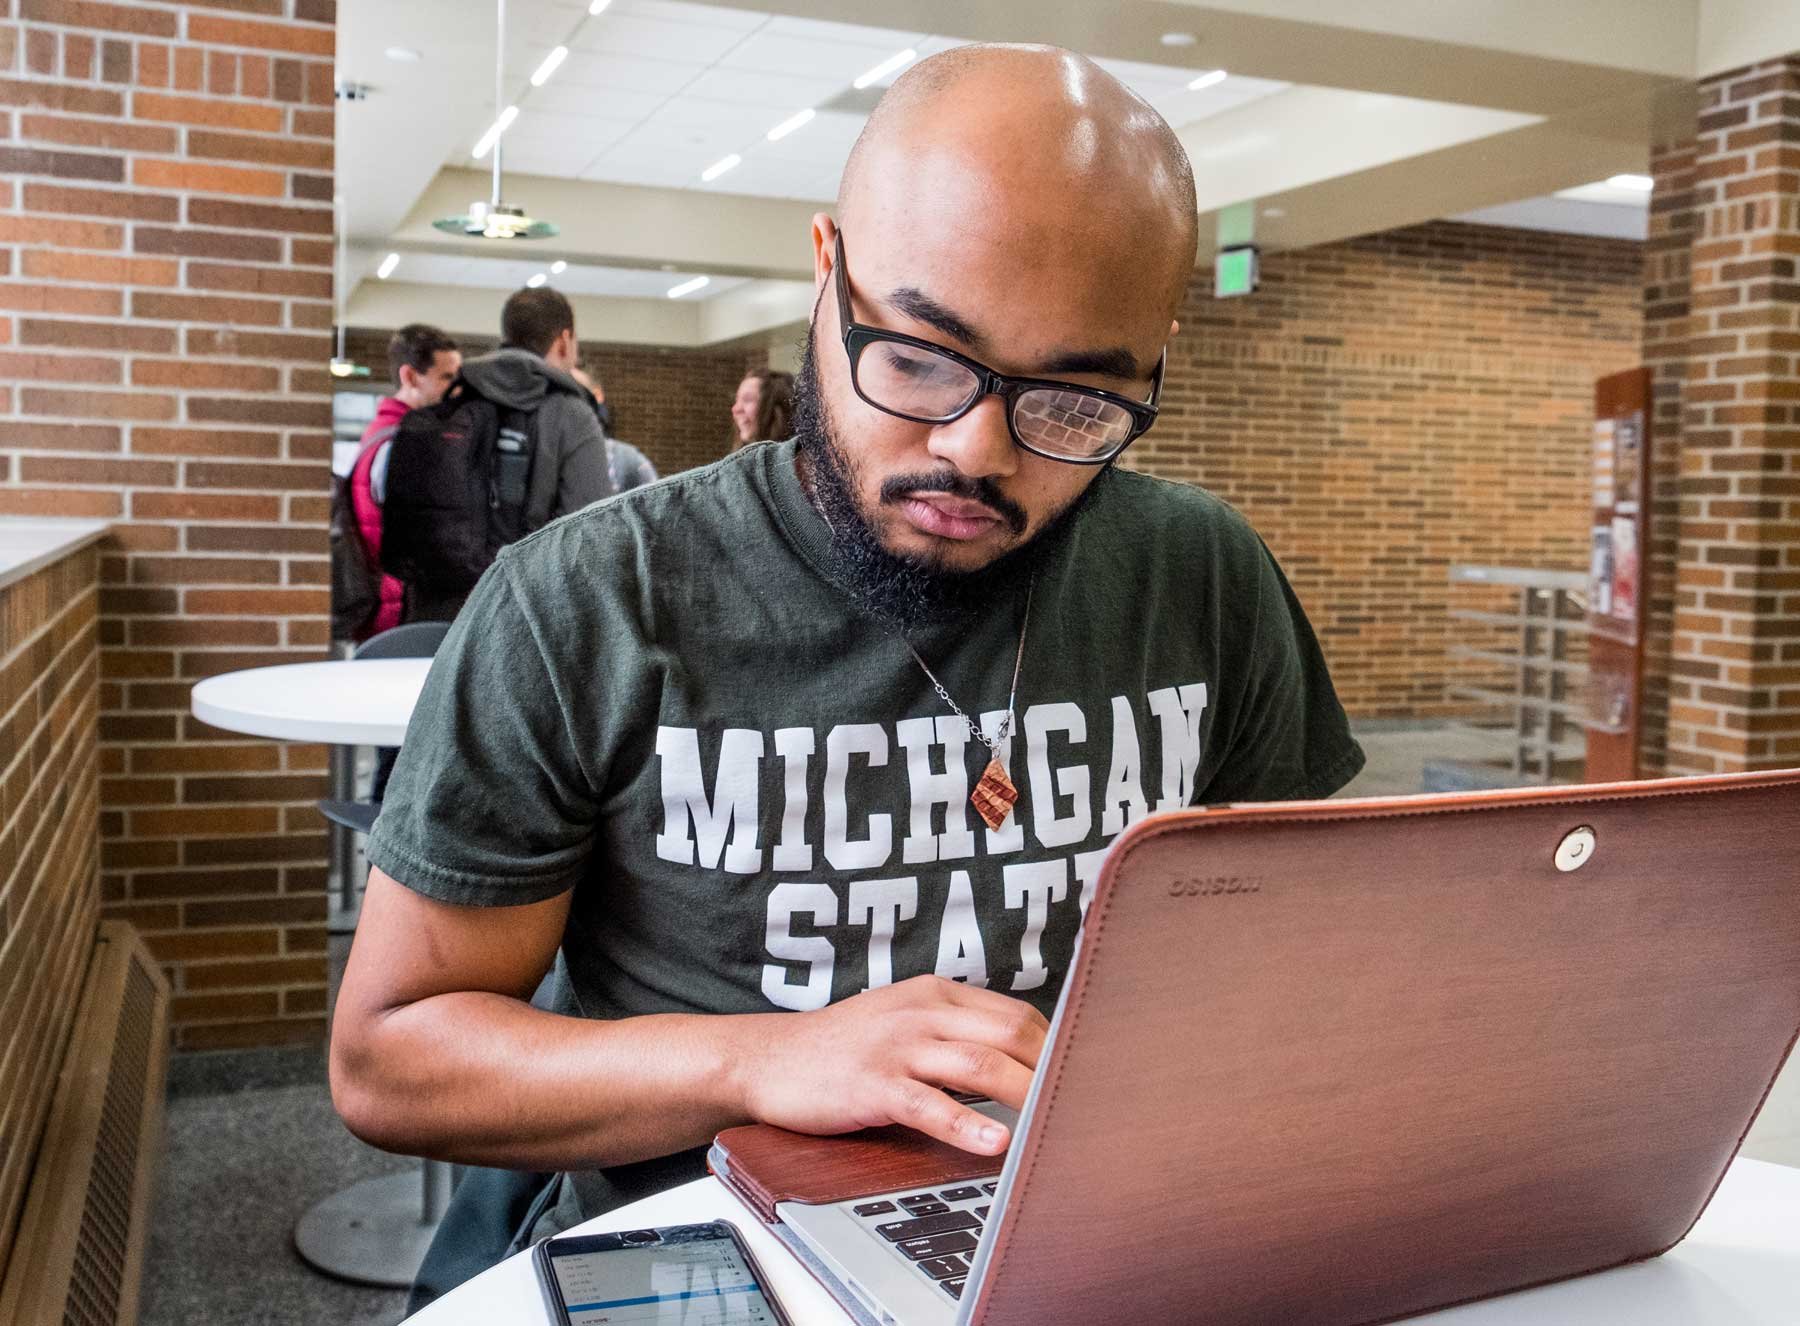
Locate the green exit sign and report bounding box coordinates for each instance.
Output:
[1215,245,1259,298]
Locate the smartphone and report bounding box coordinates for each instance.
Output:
[534,1220,793,1326]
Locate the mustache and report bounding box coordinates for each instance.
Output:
[878,470,1029,536]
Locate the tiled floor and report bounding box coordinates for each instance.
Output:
[138,724,1798,1326]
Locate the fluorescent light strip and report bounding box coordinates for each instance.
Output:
[767,108,815,142]
[530,45,568,87]
[471,105,518,160]
[667,275,709,299]
[526,272,548,288]
[550,260,567,274]
[377,252,400,280]
[588,0,611,13]
[1606,173,1655,193]
[700,153,741,183]
[853,48,916,90]
[1187,68,1227,91]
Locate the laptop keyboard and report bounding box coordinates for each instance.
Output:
[847,1180,1000,1302]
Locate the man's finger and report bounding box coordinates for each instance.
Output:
[927,1004,1049,1074]
[908,1039,1036,1113]
[885,1079,1011,1156]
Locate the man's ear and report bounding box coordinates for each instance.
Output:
[396,363,419,395]
[811,212,838,295]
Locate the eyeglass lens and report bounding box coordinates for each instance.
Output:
[855,339,1137,460]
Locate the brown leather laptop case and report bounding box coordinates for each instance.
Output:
[721,773,1800,1325]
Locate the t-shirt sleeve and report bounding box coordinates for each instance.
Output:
[363,556,597,906]
[1201,537,1365,804]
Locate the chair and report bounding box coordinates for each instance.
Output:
[318,621,450,923]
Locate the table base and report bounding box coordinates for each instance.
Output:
[293,1170,441,1288]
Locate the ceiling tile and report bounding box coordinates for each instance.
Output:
[525,78,672,120]
[572,11,756,63]
[676,66,845,110]
[759,16,923,48]
[608,0,767,31]
[553,50,706,96]
[718,31,900,82]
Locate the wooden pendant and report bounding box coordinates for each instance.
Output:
[971,757,1018,831]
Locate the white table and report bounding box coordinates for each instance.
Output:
[192,656,432,928]
[191,656,431,748]
[411,1158,1800,1325]
[191,656,440,1289]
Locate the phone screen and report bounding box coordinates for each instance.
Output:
[545,1224,781,1325]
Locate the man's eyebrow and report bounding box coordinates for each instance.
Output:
[884,286,1143,382]
[885,287,986,352]
[1036,346,1143,381]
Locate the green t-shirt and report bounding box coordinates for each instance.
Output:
[365,439,1363,1229]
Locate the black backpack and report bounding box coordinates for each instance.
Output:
[328,423,396,642]
[329,467,381,641]
[379,382,536,603]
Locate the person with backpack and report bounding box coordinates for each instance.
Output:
[380,287,617,623]
[331,323,461,643]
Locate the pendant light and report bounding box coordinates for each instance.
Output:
[434,0,558,240]
[329,193,368,378]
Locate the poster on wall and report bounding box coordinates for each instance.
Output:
[1592,418,1615,507]
[1612,411,1643,514]
[1588,525,1614,617]
[1608,514,1639,630]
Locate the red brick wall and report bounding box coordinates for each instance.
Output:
[1132,221,1645,719]
[1658,57,1800,771]
[0,0,336,1051]
[345,326,764,478]
[0,545,99,1263]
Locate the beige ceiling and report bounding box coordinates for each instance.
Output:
[337,0,1800,350]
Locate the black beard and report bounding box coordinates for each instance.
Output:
[792,331,1099,632]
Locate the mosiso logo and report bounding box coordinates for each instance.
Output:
[1168,876,1262,898]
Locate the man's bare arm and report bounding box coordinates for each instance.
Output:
[329,867,1048,1171]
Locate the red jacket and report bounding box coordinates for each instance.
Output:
[351,397,409,639]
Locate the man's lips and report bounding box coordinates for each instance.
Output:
[898,492,1004,541]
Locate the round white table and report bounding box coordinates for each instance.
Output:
[191,656,431,748]
[191,656,441,1289]
[409,1158,1800,1325]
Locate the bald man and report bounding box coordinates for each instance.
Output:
[333,45,1362,1300]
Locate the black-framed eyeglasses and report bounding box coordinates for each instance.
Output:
[833,232,1162,465]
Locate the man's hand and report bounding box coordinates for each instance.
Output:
[738,975,1049,1155]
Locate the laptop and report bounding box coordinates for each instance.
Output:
[710,771,1800,1325]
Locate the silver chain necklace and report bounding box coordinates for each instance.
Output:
[806,463,1035,828]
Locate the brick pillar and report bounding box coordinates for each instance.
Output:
[1662,57,1800,773]
[0,0,337,1050]
[1639,139,1700,775]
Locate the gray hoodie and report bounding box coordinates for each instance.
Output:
[457,347,617,532]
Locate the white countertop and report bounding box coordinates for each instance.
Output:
[0,517,110,593]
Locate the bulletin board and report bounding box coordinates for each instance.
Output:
[1583,367,1653,783]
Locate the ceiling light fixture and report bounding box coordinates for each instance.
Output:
[471,105,518,160]
[530,45,568,87]
[854,49,916,90]
[1605,173,1655,193]
[385,45,422,63]
[377,252,400,279]
[328,195,369,378]
[527,272,548,288]
[589,0,611,13]
[551,260,567,274]
[700,153,741,183]
[434,0,557,240]
[1160,32,1197,47]
[1187,68,1228,91]
[766,108,815,142]
[667,275,709,299]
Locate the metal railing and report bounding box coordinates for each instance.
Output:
[1445,564,1590,784]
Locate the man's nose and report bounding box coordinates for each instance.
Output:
[926,394,1018,482]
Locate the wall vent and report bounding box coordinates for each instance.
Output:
[0,923,170,1326]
